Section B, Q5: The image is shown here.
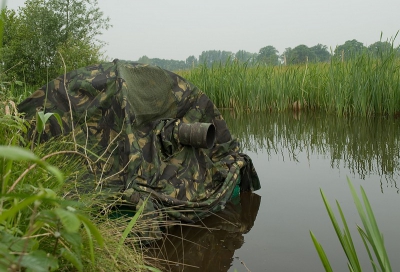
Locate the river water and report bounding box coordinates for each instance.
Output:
[149,111,400,271]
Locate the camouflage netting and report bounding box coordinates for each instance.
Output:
[18,60,260,238]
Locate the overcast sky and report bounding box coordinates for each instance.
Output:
[6,0,400,61]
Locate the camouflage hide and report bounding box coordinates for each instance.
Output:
[18,60,260,237]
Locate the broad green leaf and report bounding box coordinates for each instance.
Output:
[20,250,58,272]
[36,210,59,227]
[50,113,64,133]
[0,146,39,161]
[0,231,38,253]
[0,242,15,269]
[54,208,80,233]
[36,112,63,134]
[60,230,82,251]
[36,112,46,133]
[0,146,64,184]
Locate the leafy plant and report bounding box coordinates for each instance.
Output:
[34,111,63,144]
[0,188,104,271]
[0,145,105,271]
[0,0,110,85]
[310,178,392,272]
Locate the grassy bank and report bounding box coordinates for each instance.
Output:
[0,98,159,271]
[178,48,400,117]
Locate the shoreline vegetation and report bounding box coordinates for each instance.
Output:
[2,48,400,270]
[1,1,398,271]
[178,45,400,117]
[0,108,163,271]
[2,3,399,268]
[1,39,400,270]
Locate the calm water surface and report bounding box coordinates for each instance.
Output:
[150,111,400,271]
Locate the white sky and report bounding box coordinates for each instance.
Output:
[6,0,400,61]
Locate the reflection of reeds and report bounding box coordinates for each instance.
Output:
[179,48,400,117]
[222,110,400,186]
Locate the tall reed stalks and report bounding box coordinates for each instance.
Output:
[179,46,400,117]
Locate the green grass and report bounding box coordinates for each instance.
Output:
[178,47,400,117]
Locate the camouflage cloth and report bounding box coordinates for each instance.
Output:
[18,60,260,237]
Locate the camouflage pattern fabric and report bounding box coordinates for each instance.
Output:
[18,60,260,238]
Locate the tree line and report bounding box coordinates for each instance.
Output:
[139,39,400,71]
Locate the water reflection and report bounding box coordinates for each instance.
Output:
[147,111,400,271]
[223,110,400,192]
[147,192,261,271]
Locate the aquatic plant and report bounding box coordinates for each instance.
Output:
[310,178,391,272]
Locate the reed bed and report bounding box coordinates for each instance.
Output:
[178,49,400,117]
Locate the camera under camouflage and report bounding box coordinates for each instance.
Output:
[18,59,260,238]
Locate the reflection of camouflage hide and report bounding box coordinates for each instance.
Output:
[148,192,261,271]
[18,60,260,236]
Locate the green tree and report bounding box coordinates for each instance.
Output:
[137,56,189,71]
[235,50,257,63]
[280,47,291,65]
[46,0,110,42]
[151,58,186,71]
[199,50,234,67]
[0,8,20,81]
[257,45,279,65]
[282,45,314,65]
[334,39,366,60]
[368,41,393,58]
[54,37,102,72]
[0,0,110,85]
[137,55,151,64]
[310,44,331,62]
[185,55,198,68]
